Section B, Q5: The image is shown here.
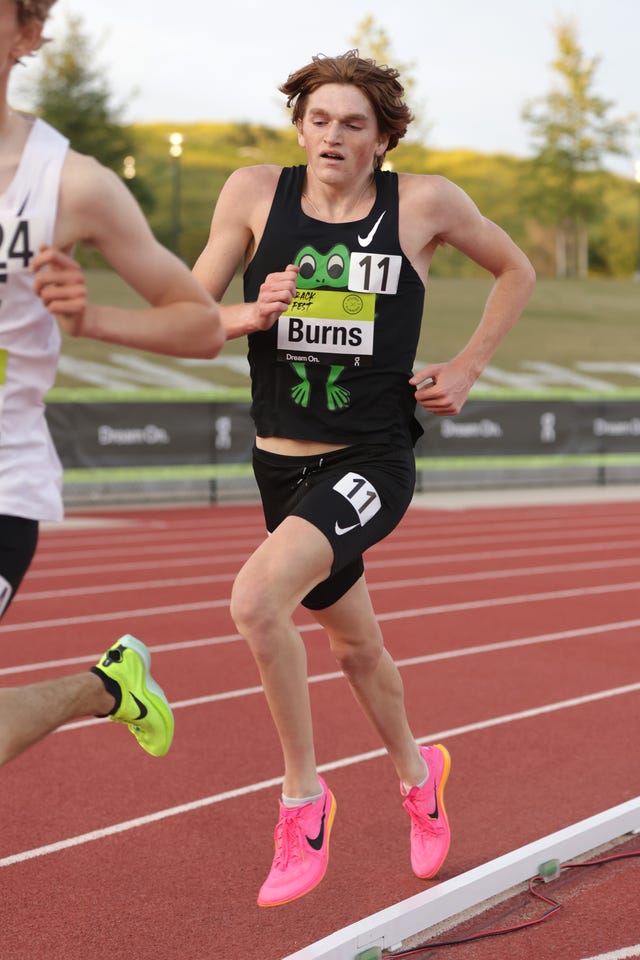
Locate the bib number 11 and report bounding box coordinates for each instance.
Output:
[333,471,381,526]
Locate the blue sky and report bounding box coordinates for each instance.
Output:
[12,0,639,176]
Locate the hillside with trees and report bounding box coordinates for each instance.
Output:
[21,13,640,278]
[118,122,639,278]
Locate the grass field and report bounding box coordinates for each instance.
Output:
[50,270,640,397]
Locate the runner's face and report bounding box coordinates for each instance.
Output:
[296,83,388,186]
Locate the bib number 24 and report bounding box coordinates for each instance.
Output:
[0,217,42,282]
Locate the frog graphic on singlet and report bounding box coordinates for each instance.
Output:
[277,240,398,411]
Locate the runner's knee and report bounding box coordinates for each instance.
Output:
[230,579,282,645]
[330,631,384,682]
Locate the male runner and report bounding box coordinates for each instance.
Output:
[193,50,535,905]
[0,0,224,767]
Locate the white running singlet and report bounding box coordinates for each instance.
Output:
[0,117,69,522]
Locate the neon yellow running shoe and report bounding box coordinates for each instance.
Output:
[91,634,174,758]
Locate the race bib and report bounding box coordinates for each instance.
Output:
[348,251,402,295]
[277,288,376,367]
[333,471,382,526]
[0,216,46,281]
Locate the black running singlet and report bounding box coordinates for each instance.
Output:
[243,166,425,447]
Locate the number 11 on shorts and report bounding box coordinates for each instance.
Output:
[333,471,381,526]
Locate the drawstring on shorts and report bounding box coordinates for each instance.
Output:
[294,457,325,489]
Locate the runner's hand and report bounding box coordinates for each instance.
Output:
[32,246,88,337]
[251,264,299,332]
[410,361,475,416]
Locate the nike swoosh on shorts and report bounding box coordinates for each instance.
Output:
[334,521,359,535]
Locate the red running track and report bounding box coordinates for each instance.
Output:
[0,493,639,960]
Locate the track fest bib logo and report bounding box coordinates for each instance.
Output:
[276,241,402,410]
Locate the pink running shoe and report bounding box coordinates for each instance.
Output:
[257,777,337,907]
[401,744,451,879]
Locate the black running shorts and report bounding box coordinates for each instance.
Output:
[0,514,39,618]
[252,443,415,610]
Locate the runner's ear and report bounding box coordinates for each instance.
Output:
[374,134,390,160]
[11,18,44,63]
[295,118,306,150]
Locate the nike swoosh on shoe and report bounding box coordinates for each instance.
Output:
[428,783,439,820]
[306,801,327,850]
[130,693,148,721]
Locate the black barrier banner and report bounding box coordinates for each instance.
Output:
[207,402,256,465]
[46,401,258,469]
[46,402,216,468]
[414,399,640,458]
[46,398,640,469]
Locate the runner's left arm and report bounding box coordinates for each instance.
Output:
[409,176,535,416]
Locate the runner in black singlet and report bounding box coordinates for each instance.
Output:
[194,50,536,907]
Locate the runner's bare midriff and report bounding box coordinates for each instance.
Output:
[256,437,349,456]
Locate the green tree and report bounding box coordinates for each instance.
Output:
[521,18,635,277]
[349,16,429,144]
[26,13,154,215]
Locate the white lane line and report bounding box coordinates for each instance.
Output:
[0,632,242,677]
[35,515,638,555]
[580,948,640,960]
[17,572,235,601]
[0,598,229,632]
[16,555,640,603]
[4,577,640,634]
[16,535,640,584]
[1,682,638,869]
[57,619,640,731]
[369,538,640,568]
[29,521,640,566]
[3,614,640,681]
[0,776,284,868]
[23,552,251,581]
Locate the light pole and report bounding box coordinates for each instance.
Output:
[634,159,640,281]
[122,155,136,181]
[169,132,183,258]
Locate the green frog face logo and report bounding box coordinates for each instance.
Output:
[294,244,350,289]
[288,243,353,411]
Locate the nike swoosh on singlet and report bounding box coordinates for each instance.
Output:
[358,211,386,247]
